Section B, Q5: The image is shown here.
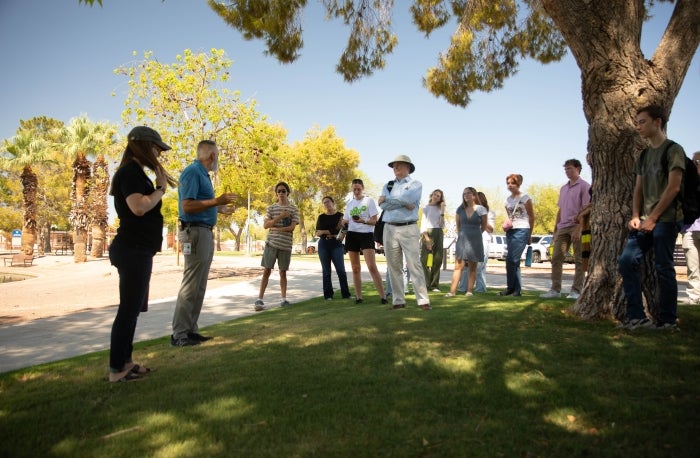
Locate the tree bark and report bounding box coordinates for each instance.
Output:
[90,155,109,258]
[19,166,38,256]
[70,152,91,263]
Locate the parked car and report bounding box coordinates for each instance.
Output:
[504,237,549,263]
[305,237,320,254]
[293,236,320,254]
[539,234,574,263]
[488,234,507,260]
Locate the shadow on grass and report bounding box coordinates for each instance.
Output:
[1,287,699,457]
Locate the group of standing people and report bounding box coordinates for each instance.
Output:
[315,156,431,310]
[106,102,690,381]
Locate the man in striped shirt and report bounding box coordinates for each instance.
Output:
[255,181,299,311]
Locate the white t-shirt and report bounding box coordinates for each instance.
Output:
[505,194,531,229]
[344,196,378,233]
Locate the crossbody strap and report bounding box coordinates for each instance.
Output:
[508,195,523,218]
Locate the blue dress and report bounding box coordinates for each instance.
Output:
[455,205,486,262]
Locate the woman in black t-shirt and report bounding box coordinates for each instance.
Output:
[315,196,351,300]
[107,126,177,383]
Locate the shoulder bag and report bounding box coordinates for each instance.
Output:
[373,180,395,245]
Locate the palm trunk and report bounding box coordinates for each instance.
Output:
[19,166,38,256]
[70,152,91,263]
[90,155,109,258]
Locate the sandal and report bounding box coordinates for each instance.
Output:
[130,364,154,375]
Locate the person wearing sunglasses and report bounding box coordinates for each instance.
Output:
[255,181,299,311]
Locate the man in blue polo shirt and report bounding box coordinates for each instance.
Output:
[171,140,237,347]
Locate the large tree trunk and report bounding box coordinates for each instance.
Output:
[70,152,91,263]
[541,0,700,320]
[90,155,109,258]
[19,166,38,256]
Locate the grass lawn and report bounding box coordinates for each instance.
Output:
[1,287,699,457]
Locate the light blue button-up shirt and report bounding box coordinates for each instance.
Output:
[380,175,422,223]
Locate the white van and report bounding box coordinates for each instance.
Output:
[488,234,507,260]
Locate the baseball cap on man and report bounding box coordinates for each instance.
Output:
[388,154,415,174]
[127,126,172,151]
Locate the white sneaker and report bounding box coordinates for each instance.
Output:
[465,292,473,297]
[566,291,580,299]
[540,290,561,299]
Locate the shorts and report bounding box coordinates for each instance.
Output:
[261,244,291,270]
[345,231,375,252]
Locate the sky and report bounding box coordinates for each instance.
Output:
[1,0,699,220]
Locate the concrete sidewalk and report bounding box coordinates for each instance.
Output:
[0,260,587,374]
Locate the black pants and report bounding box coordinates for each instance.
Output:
[108,241,154,372]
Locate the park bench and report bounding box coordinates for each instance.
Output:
[2,254,35,267]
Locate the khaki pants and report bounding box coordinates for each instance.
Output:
[550,225,584,293]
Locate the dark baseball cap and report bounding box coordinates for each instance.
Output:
[127,126,171,151]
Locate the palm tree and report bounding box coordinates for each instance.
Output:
[89,154,110,257]
[63,116,116,263]
[0,131,50,256]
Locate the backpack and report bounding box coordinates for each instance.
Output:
[373,180,395,245]
[641,141,700,224]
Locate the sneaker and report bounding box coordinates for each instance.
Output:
[445,292,456,298]
[254,299,265,312]
[540,290,561,299]
[170,335,200,347]
[649,322,680,331]
[498,289,513,296]
[566,291,580,299]
[616,318,653,330]
[355,298,363,304]
[325,298,333,301]
[187,332,212,342]
[381,298,388,304]
[280,300,291,307]
[431,288,441,292]
[465,292,473,297]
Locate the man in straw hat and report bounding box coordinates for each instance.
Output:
[378,155,432,310]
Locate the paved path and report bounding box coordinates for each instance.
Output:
[0,255,606,374]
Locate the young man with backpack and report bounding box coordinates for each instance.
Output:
[617,104,686,331]
[681,151,700,304]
